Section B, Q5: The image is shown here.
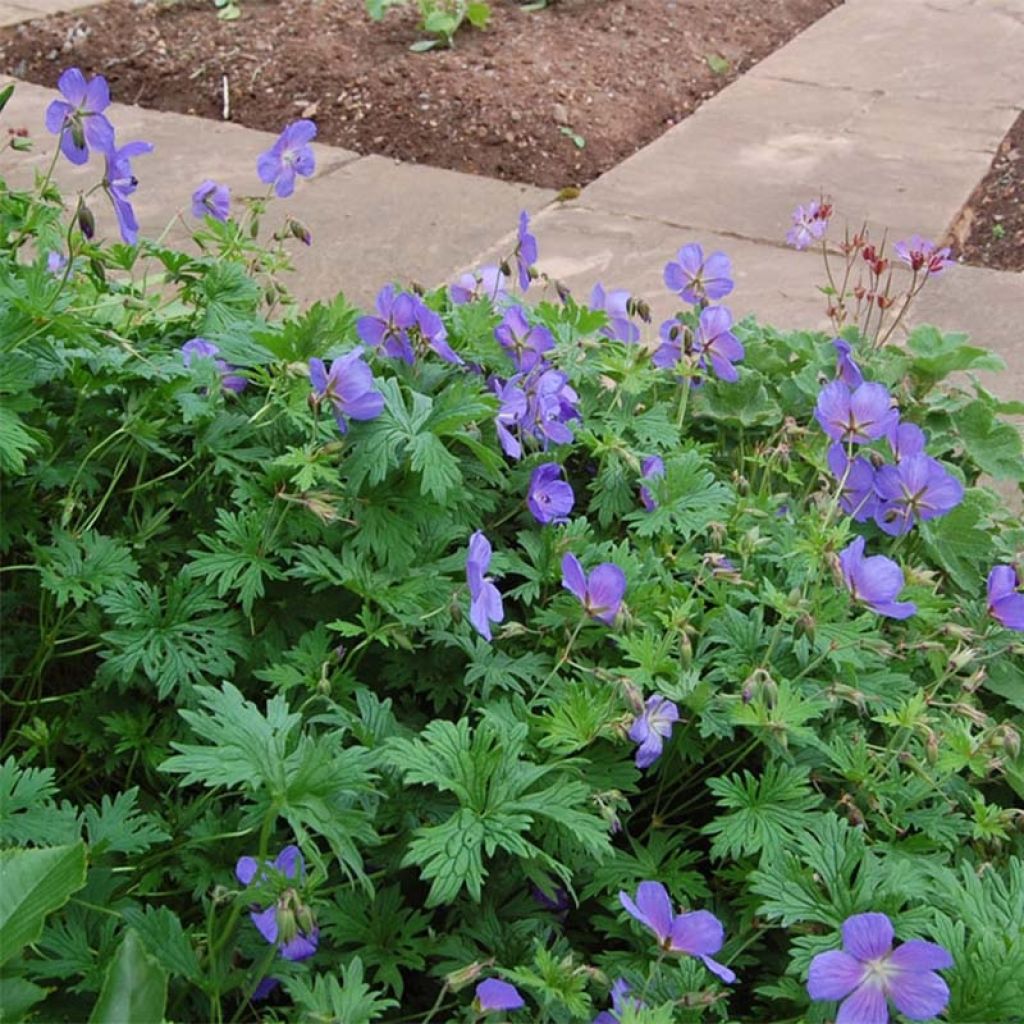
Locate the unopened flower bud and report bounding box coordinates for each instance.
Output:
[554,279,572,304]
[287,218,312,246]
[1000,725,1021,759]
[795,612,816,642]
[947,646,979,674]
[925,729,939,764]
[76,201,95,240]
[446,961,485,991]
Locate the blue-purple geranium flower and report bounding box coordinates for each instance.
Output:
[627,695,679,769]
[988,565,1024,632]
[839,536,916,620]
[495,306,554,372]
[561,553,626,625]
[808,912,952,1024]
[357,285,418,364]
[639,455,665,511]
[888,421,926,462]
[815,380,898,444]
[664,244,734,305]
[827,443,877,522]
[257,119,317,198]
[475,979,524,1013]
[527,462,574,524]
[832,338,864,388]
[619,881,735,983]
[466,531,504,642]
[44,67,114,166]
[181,338,248,394]
[495,369,580,459]
[594,979,644,1024]
[590,283,640,343]
[235,845,319,962]
[192,179,230,222]
[102,139,154,245]
[873,454,963,536]
[515,210,538,291]
[309,349,385,434]
[694,306,744,382]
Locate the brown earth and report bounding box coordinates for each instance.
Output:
[949,111,1024,273]
[0,0,840,190]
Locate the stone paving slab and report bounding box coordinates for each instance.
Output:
[0,76,555,307]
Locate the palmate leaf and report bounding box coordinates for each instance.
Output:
[186,508,285,617]
[0,758,80,846]
[82,789,169,856]
[623,449,732,539]
[285,959,397,1024]
[37,530,140,609]
[97,580,247,699]
[119,905,201,983]
[161,683,376,880]
[703,764,823,861]
[385,717,610,905]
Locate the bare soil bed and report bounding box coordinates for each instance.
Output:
[950,111,1024,273]
[1,0,840,189]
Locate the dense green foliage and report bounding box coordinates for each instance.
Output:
[2,88,1024,1024]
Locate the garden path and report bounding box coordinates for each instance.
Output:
[1,0,1022,396]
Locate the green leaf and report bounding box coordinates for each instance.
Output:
[38,530,139,610]
[0,974,49,1022]
[285,959,397,1024]
[906,324,1005,387]
[0,404,40,476]
[954,401,1024,480]
[0,84,14,115]
[0,758,81,846]
[921,489,995,589]
[0,843,87,964]
[465,0,490,27]
[88,929,167,1024]
[82,789,169,856]
[705,53,730,74]
[119,906,201,983]
[699,371,782,426]
[703,764,822,861]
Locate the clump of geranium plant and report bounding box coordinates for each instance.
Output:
[1,71,1023,1024]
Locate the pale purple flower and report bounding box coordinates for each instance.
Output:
[192,179,230,222]
[786,199,831,250]
[527,462,573,524]
[181,337,248,394]
[815,381,898,444]
[874,454,963,536]
[832,338,864,388]
[594,979,644,1024]
[839,536,916,620]
[619,881,735,983]
[808,912,952,1023]
[475,979,524,1013]
[357,285,418,364]
[828,443,878,522]
[47,251,68,275]
[309,349,385,434]
[257,119,317,198]
[888,421,926,462]
[495,306,554,372]
[664,244,734,305]
[695,306,744,382]
[102,139,154,245]
[466,531,504,642]
[987,565,1024,632]
[639,455,665,511]
[561,553,626,625]
[515,210,538,291]
[894,235,953,276]
[44,67,114,166]
[590,283,640,343]
[235,845,319,962]
[627,695,679,769]
[450,265,510,305]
